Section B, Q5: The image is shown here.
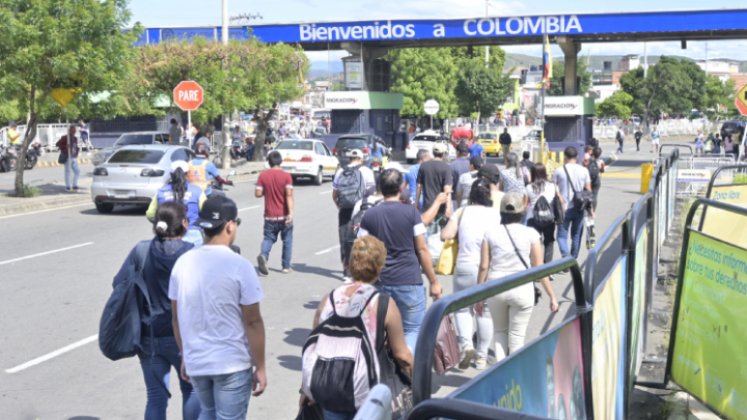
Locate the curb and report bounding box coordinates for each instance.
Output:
[35,158,93,168]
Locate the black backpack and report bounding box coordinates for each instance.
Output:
[344,198,381,249]
[336,166,365,209]
[588,159,601,187]
[99,241,151,361]
[533,194,555,228]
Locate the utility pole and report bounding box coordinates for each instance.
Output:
[484,0,490,68]
[221,0,231,170]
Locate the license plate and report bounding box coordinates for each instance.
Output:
[114,190,134,199]
[282,165,296,171]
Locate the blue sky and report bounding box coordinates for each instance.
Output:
[129,0,747,62]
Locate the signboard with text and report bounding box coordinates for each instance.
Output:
[735,84,747,116]
[173,80,204,112]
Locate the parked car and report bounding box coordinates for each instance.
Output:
[476,132,501,157]
[275,138,339,185]
[91,131,170,166]
[332,133,389,171]
[405,131,455,163]
[523,129,543,142]
[91,145,193,213]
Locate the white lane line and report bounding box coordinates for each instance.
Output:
[319,190,333,195]
[5,334,98,374]
[0,202,90,220]
[0,242,94,266]
[315,245,340,255]
[238,205,261,212]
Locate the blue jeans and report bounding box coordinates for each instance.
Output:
[64,157,80,189]
[191,369,253,420]
[323,409,355,420]
[377,284,426,352]
[557,206,585,259]
[138,336,200,420]
[260,220,293,269]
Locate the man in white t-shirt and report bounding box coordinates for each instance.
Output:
[169,195,267,418]
[552,147,592,259]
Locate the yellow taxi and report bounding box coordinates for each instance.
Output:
[477,132,501,157]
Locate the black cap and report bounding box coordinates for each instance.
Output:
[478,164,500,184]
[196,195,238,229]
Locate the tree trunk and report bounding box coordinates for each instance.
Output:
[14,88,38,197]
[252,105,277,162]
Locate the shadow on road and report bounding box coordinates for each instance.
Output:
[303,300,320,310]
[79,204,148,217]
[277,355,302,371]
[291,263,342,281]
[284,328,311,347]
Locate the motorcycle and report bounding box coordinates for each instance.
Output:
[24,143,41,170]
[0,145,18,173]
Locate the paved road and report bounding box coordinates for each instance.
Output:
[0,146,649,419]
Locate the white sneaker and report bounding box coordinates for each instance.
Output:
[459,348,475,370]
[474,357,488,370]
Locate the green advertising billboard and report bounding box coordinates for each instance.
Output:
[671,231,747,419]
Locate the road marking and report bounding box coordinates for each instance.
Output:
[0,242,94,266]
[319,190,333,195]
[315,245,340,255]
[0,202,90,220]
[238,205,261,212]
[5,334,98,374]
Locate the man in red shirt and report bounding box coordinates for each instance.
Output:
[255,151,294,275]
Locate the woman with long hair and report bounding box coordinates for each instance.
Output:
[441,178,498,369]
[113,202,199,420]
[146,161,206,245]
[499,152,531,194]
[525,163,563,267]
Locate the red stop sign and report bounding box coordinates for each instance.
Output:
[173,81,204,111]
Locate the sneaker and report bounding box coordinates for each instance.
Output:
[73,186,79,191]
[256,255,269,276]
[474,357,488,370]
[459,348,475,370]
[281,267,293,274]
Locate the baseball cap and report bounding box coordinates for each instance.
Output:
[433,142,448,154]
[196,195,239,229]
[500,192,526,214]
[347,149,364,159]
[170,160,189,173]
[478,163,500,184]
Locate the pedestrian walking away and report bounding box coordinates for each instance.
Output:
[146,160,207,246]
[616,126,625,154]
[650,126,661,154]
[55,125,80,191]
[170,195,267,419]
[553,147,593,259]
[359,169,442,351]
[499,152,530,195]
[526,163,563,267]
[498,128,512,160]
[520,151,534,172]
[450,141,471,208]
[634,128,643,152]
[169,118,183,145]
[416,142,453,217]
[404,149,430,207]
[333,149,376,279]
[441,178,499,369]
[455,155,483,208]
[111,202,200,420]
[476,193,559,364]
[256,151,295,275]
[301,236,413,420]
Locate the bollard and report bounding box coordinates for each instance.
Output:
[640,163,654,193]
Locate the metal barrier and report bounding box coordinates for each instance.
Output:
[408,398,547,420]
[354,384,392,420]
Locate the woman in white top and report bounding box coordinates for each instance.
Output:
[476,192,559,364]
[455,155,484,208]
[525,163,563,266]
[499,152,531,195]
[441,178,499,369]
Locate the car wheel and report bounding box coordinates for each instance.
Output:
[313,168,323,185]
[95,202,114,214]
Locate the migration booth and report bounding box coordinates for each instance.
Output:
[323,91,403,149]
[544,96,595,152]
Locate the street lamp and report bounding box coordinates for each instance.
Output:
[484,0,491,67]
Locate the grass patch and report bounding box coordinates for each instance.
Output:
[733,174,747,185]
[5,184,42,198]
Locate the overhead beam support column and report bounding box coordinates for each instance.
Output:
[557,37,582,95]
[341,42,389,91]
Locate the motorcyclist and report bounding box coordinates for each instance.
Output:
[188,143,233,197]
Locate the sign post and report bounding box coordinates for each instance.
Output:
[735,84,747,116]
[424,99,440,130]
[173,80,205,140]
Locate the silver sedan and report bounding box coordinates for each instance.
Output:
[90,144,193,213]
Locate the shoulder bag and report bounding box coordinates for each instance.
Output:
[563,165,593,211]
[435,207,465,275]
[504,225,542,306]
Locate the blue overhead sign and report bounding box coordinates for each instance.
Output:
[135,9,747,47]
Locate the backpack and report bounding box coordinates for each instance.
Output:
[533,194,555,228]
[344,198,381,249]
[302,288,381,414]
[588,159,601,187]
[616,130,623,142]
[336,166,365,209]
[99,241,151,361]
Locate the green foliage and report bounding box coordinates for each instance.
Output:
[596,91,634,120]
[549,60,591,96]
[127,39,307,125]
[454,59,511,118]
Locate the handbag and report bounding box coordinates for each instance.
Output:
[433,314,460,375]
[552,194,564,225]
[295,401,324,420]
[435,208,466,275]
[376,293,413,420]
[504,225,542,306]
[58,152,68,164]
[563,165,593,211]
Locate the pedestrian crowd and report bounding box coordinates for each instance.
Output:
[101,138,604,419]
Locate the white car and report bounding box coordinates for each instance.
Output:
[274,139,339,185]
[405,131,456,163]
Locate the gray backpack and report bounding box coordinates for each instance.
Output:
[336,166,365,209]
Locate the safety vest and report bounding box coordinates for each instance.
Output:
[188,159,210,193]
[156,183,202,227]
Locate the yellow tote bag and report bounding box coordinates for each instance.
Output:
[436,238,458,275]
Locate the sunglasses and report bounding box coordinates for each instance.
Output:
[234,218,242,227]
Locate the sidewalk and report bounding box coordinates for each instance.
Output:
[0,154,266,217]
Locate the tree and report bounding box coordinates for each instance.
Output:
[619,68,647,115]
[549,60,591,96]
[454,59,511,122]
[0,0,138,197]
[703,75,735,118]
[130,38,308,161]
[596,91,634,120]
[388,48,460,119]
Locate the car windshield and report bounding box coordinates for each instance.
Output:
[412,135,440,142]
[479,133,497,140]
[108,149,165,164]
[336,138,368,150]
[277,141,313,150]
[116,134,153,146]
